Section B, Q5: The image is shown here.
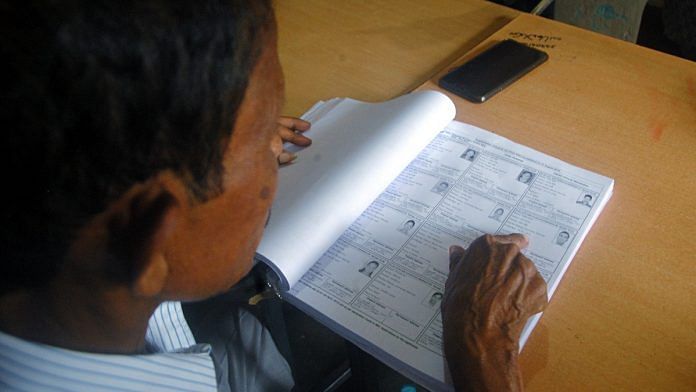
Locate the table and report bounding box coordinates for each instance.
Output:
[277,0,517,116]
[276,1,696,390]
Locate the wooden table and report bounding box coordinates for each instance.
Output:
[277,1,696,391]
[277,0,518,116]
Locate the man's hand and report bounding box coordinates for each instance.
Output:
[272,116,311,165]
[442,234,548,391]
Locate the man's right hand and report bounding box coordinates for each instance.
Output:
[442,234,548,391]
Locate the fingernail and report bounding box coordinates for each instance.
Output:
[278,152,297,164]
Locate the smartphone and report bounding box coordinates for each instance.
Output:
[438,39,548,103]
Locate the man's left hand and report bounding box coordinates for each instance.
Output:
[273,116,311,165]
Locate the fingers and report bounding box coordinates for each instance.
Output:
[276,117,311,165]
[519,256,548,314]
[451,233,527,271]
[447,233,536,296]
[278,151,297,165]
[278,116,312,147]
[504,249,548,317]
[442,233,548,355]
[270,134,296,165]
[278,124,312,147]
[277,116,311,131]
[270,134,283,157]
[528,280,549,314]
[491,233,528,249]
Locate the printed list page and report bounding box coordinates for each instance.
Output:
[288,120,614,390]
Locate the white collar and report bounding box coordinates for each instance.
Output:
[0,302,217,391]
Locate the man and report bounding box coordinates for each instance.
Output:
[490,207,505,221]
[578,194,594,207]
[398,219,416,234]
[517,170,534,184]
[556,231,571,246]
[0,2,547,391]
[460,149,478,161]
[359,261,380,278]
[1,2,302,390]
[432,180,450,195]
[428,292,444,307]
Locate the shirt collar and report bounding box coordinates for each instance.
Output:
[0,302,217,391]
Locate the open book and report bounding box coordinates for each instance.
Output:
[255,91,613,390]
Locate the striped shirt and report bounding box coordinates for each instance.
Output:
[0,302,218,391]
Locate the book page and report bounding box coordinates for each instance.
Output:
[256,91,455,289]
[288,120,613,390]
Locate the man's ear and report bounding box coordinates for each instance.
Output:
[106,182,181,298]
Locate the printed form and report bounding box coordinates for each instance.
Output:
[288,120,613,387]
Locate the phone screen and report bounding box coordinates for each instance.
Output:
[438,39,548,103]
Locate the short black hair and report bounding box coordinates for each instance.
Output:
[0,0,273,293]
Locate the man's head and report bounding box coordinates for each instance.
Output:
[1,1,279,301]
[429,292,443,305]
[584,194,593,203]
[362,261,379,275]
[518,171,533,184]
[403,220,415,230]
[493,208,504,217]
[556,231,570,245]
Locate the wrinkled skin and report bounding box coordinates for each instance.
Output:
[442,234,548,391]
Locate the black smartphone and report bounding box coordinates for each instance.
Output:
[438,39,548,103]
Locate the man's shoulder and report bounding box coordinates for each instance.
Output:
[0,313,217,391]
[147,301,198,352]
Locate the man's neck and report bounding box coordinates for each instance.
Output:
[0,282,159,354]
